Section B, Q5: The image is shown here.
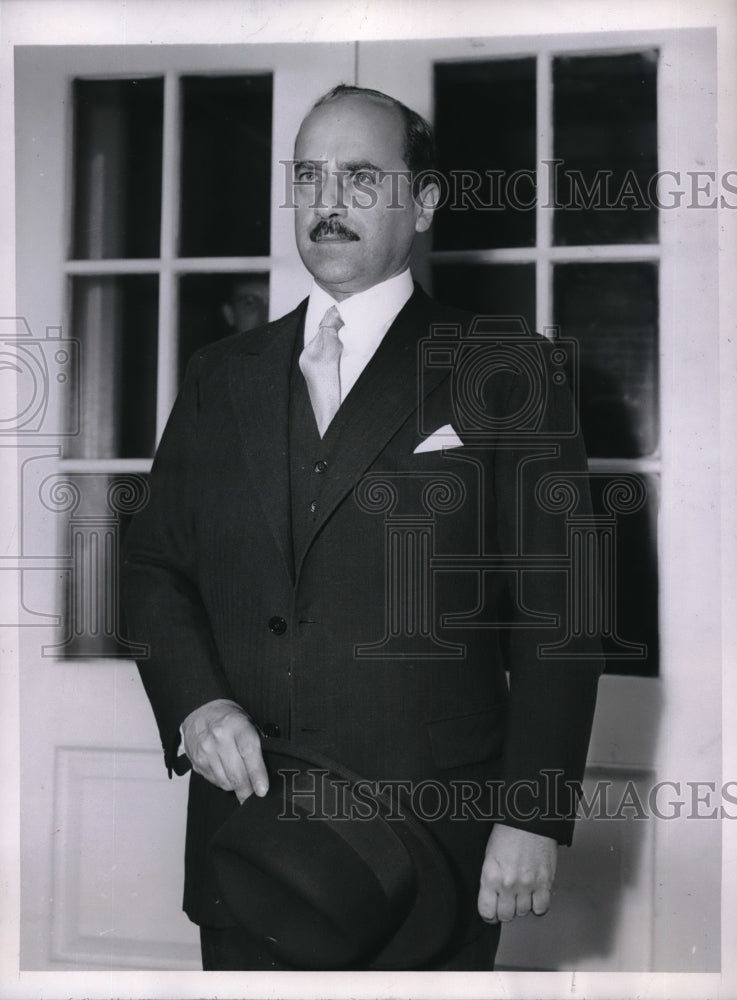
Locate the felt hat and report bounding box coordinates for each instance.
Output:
[208,738,458,969]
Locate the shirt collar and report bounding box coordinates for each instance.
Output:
[304,269,414,352]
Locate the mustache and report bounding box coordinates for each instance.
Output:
[309,219,360,242]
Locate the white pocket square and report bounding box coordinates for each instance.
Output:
[413,424,464,454]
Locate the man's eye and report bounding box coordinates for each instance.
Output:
[295,169,318,183]
[352,170,377,185]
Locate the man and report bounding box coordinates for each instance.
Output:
[122,84,601,971]
[221,275,269,335]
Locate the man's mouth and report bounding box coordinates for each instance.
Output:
[310,220,360,243]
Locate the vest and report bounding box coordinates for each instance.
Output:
[289,339,332,570]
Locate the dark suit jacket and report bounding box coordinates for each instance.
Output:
[122,285,601,930]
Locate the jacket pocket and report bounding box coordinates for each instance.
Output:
[426,708,505,770]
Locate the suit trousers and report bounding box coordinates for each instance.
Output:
[199,919,501,971]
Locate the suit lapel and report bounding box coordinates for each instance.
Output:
[228,301,306,579]
[294,287,451,577]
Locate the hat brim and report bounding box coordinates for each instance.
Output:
[208,738,458,969]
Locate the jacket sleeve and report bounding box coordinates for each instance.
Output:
[493,337,603,845]
[121,353,235,775]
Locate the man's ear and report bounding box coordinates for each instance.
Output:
[414,182,440,233]
[222,303,235,328]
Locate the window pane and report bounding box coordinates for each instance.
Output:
[554,262,658,458]
[177,273,269,383]
[590,473,659,677]
[66,275,158,459]
[179,75,272,257]
[553,51,658,245]
[72,78,164,259]
[432,264,535,334]
[434,59,536,250]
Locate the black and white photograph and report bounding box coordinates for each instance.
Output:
[1,1,735,998]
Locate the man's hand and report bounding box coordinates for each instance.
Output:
[478,824,558,923]
[181,698,269,803]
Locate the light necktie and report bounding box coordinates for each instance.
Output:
[299,304,345,437]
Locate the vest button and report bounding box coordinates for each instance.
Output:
[309,500,318,513]
[262,722,281,738]
[314,460,328,473]
[268,616,287,635]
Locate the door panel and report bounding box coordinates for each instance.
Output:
[51,746,199,969]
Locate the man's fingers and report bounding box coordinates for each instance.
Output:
[196,747,255,801]
[231,772,255,804]
[234,728,269,797]
[218,748,254,799]
[478,887,543,923]
[477,888,498,923]
[494,891,517,923]
[478,825,557,924]
[197,754,232,792]
[216,726,265,801]
[182,700,270,798]
[196,751,254,802]
[531,886,552,916]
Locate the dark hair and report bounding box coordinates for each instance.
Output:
[310,84,437,195]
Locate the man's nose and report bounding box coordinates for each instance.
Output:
[315,170,348,216]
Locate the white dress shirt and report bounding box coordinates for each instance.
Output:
[303,269,414,403]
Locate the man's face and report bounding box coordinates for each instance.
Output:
[223,278,268,334]
[293,96,436,301]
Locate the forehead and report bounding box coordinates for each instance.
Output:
[294,96,407,164]
[231,279,264,298]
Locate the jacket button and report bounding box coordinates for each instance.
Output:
[314,460,327,473]
[268,616,287,635]
[262,722,281,738]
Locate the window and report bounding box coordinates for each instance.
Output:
[62,70,274,654]
[430,51,661,676]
